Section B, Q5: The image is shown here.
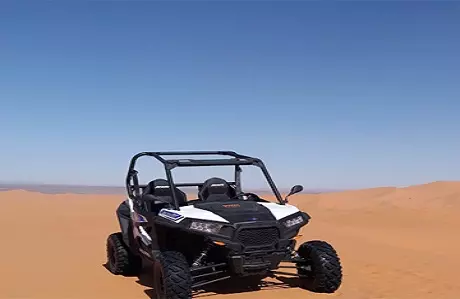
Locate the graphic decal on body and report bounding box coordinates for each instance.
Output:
[138,226,152,244]
[125,198,151,244]
[158,206,229,223]
[134,212,148,223]
[158,209,185,222]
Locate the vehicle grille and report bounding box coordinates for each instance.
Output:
[236,227,280,248]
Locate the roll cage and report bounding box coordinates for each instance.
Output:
[125,151,285,210]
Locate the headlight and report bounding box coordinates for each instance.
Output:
[189,221,223,234]
[283,215,304,228]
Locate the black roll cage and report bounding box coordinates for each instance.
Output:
[125,151,285,210]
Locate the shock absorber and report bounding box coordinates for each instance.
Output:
[192,243,213,267]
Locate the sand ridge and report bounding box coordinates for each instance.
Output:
[1,181,459,298]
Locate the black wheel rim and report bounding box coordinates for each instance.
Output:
[297,256,316,279]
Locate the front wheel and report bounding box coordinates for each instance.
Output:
[106,232,142,276]
[296,240,342,293]
[153,251,192,299]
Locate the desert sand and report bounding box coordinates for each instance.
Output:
[1,181,459,299]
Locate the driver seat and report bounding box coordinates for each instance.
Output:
[142,179,187,213]
[199,177,236,202]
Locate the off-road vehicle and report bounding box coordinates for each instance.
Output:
[106,151,342,298]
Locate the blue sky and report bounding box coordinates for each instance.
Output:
[1,1,459,189]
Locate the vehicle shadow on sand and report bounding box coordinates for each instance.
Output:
[135,265,306,298]
[191,278,302,298]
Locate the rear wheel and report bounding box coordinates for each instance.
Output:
[153,251,192,299]
[106,232,142,276]
[296,240,342,293]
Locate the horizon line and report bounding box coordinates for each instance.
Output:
[1,180,458,196]
[0,181,343,195]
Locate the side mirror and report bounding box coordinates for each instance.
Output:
[284,184,303,203]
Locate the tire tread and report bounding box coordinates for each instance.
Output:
[297,240,342,293]
[157,251,192,299]
[106,232,142,276]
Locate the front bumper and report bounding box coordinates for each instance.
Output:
[212,212,309,254]
[227,251,287,276]
[215,218,305,276]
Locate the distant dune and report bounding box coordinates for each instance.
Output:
[0,182,341,195]
[1,180,459,299]
[0,183,126,194]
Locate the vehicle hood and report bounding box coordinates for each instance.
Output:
[192,201,293,223]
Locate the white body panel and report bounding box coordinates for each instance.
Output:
[258,202,300,220]
[157,202,299,223]
[159,206,230,223]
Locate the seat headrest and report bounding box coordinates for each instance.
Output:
[199,177,235,201]
[209,179,230,193]
[142,178,188,207]
[148,179,172,197]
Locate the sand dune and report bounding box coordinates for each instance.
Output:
[1,181,459,299]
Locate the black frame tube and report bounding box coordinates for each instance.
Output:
[190,262,227,272]
[191,275,231,289]
[125,151,284,209]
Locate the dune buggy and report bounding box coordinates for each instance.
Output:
[106,151,342,298]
